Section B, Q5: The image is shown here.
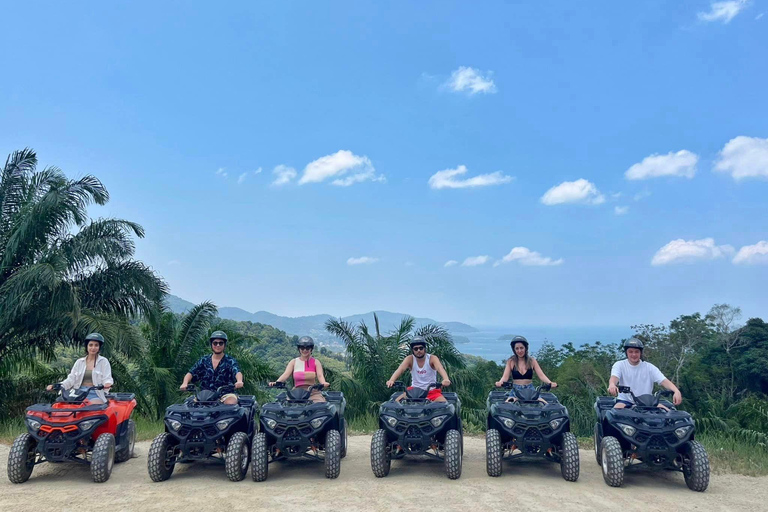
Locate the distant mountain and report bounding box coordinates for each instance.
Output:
[164,295,477,338]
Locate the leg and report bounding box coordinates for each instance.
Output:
[221,393,238,405]
[310,389,326,403]
[613,402,627,409]
[431,395,447,403]
[394,392,406,402]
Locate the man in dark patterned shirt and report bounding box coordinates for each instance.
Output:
[180,331,244,404]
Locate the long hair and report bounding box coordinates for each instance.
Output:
[509,342,531,371]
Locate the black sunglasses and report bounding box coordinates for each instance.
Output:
[212,341,226,346]
[412,345,426,351]
[298,346,313,350]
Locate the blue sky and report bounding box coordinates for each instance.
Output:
[2,1,767,327]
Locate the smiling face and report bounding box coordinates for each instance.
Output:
[626,347,642,364]
[86,340,100,356]
[513,342,527,358]
[211,339,226,354]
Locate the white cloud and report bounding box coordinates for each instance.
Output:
[461,255,490,267]
[540,179,605,206]
[167,260,180,266]
[215,167,228,178]
[614,206,629,215]
[298,150,384,186]
[625,150,699,180]
[651,238,734,266]
[347,256,379,266]
[733,241,768,265]
[444,260,458,267]
[428,165,513,190]
[496,247,563,267]
[271,165,297,186]
[757,12,765,20]
[404,261,415,267]
[713,136,768,180]
[698,1,749,23]
[444,66,497,95]
[634,189,652,202]
[237,172,248,184]
[254,167,263,175]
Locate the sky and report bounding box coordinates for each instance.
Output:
[2,1,767,327]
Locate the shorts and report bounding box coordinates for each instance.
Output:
[407,386,443,401]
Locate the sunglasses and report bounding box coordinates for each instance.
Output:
[412,346,426,351]
[299,347,313,351]
[212,341,226,346]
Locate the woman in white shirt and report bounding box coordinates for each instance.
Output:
[47,333,113,403]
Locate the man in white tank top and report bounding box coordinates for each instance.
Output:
[386,337,451,402]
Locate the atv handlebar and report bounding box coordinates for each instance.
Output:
[268,382,325,391]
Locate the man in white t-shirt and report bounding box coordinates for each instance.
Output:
[608,338,682,409]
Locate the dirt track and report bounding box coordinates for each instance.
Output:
[2,436,767,512]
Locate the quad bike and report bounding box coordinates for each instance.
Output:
[251,382,347,481]
[7,384,137,483]
[594,385,709,491]
[485,382,579,481]
[147,384,258,482]
[370,381,463,480]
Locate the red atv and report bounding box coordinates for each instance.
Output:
[6,384,137,483]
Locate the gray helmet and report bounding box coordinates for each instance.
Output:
[209,330,228,343]
[409,336,427,349]
[297,336,315,349]
[85,332,104,348]
[510,335,528,349]
[623,337,644,351]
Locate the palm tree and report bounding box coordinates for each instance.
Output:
[137,303,275,419]
[325,314,465,419]
[0,148,167,371]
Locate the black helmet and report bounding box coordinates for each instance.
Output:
[510,335,529,349]
[623,338,644,351]
[209,330,228,343]
[85,332,104,348]
[409,336,427,349]
[297,336,315,349]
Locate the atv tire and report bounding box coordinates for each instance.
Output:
[7,433,36,484]
[251,432,268,482]
[683,440,710,492]
[370,429,391,477]
[225,432,250,482]
[91,433,115,483]
[560,431,580,482]
[325,429,341,479]
[600,436,624,487]
[485,428,502,477]
[594,422,602,466]
[115,419,136,463]
[340,419,349,459]
[444,429,462,480]
[148,432,177,482]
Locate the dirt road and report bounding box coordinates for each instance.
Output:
[2,436,766,512]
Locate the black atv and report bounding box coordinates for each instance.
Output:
[594,385,709,491]
[370,381,462,480]
[147,384,258,482]
[251,382,347,481]
[485,382,579,481]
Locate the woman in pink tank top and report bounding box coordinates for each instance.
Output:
[270,336,330,403]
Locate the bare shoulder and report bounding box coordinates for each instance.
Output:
[430,354,442,367]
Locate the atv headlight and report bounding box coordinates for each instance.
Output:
[26,418,42,431]
[383,415,398,428]
[310,416,328,429]
[169,420,182,431]
[549,418,563,430]
[264,418,277,430]
[216,418,234,431]
[502,418,515,429]
[79,419,101,431]
[430,415,448,428]
[674,426,692,439]
[618,423,636,437]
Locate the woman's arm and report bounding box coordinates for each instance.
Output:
[270,359,295,386]
[496,359,512,387]
[60,359,82,390]
[316,360,330,387]
[387,356,412,387]
[532,358,556,388]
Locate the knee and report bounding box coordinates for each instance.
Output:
[613,403,626,409]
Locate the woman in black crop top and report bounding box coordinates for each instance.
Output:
[495,336,557,390]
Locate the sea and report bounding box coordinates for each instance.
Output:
[455,326,634,363]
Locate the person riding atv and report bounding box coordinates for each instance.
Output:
[148,331,257,482]
[594,338,709,491]
[371,337,462,479]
